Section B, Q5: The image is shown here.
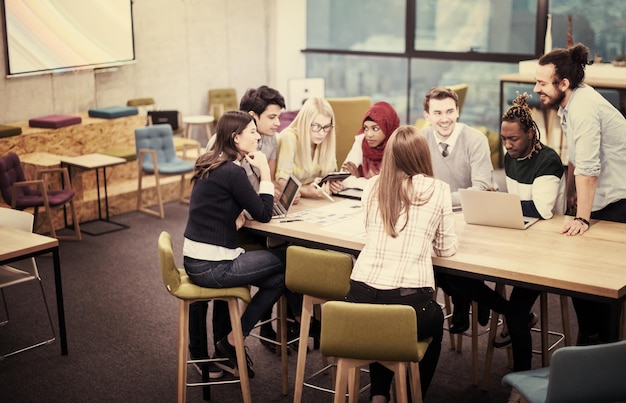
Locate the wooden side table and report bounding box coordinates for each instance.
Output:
[182,115,215,142]
[60,153,128,235]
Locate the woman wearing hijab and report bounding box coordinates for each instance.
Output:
[340,101,401,190]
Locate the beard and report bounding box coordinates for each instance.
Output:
[541,88,566,109]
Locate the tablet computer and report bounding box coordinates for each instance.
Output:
[318,171,351,185]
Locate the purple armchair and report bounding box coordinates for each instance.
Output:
[0,152,81,240]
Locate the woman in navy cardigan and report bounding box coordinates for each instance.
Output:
[183,110,286,378]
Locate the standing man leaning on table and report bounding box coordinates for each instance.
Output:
[535,43,626,345]
[421,86,496,334]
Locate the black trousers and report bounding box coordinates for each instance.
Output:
[435,270,540,371]
[345,280,444,401]
[573,198,626,344]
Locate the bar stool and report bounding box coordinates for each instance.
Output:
[182,115,215,142]
[157,231,252,403]
[247,295,290,395]
[481,283,571,391]
[436,288,502,386]
[321,301,432,403]
[285,245,353,403]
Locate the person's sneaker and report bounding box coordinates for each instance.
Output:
[216,337,255,379]
[494,312,540,348]
[206,361,224,379]
[493,323,512,348]
[259,324,277,354]
[190,356,224,379]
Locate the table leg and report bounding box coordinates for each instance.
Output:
[52,246,68,355]
[95,167,103,221]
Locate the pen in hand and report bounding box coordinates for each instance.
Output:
[279,219,303,223]
[313,182,335,202]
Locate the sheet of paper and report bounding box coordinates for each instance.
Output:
[292,199,366,238]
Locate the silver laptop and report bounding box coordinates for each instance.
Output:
[272,175,301,218]
[458,189,539,230]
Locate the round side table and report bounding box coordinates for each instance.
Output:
[182,115,215,141]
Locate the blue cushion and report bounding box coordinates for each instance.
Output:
[88,106,139,119]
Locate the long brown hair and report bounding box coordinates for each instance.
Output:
[192,110,254,183]
[370,125,435,237]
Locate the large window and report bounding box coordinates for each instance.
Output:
[414,0,537,55]
[304,0,626,135]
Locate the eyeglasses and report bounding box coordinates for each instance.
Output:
[310,123,334,133]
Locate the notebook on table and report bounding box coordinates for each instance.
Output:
[272,175,302,218]
[458,188,539,230]
[335,188,363,200]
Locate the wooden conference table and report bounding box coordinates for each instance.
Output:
[245,198,626,340]
[0,225,68,355]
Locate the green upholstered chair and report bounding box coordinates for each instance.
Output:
[502,340,626,403]
[208,88,238,121]
[158,231,252,403]
[326,96,372,165]
[0,207,56,358]
[321,301,432,403]
[134,124,195,218]
[285,245,354,403]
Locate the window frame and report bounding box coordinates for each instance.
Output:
[302,0,550,64]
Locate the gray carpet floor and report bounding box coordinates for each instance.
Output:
[0,201,576,402]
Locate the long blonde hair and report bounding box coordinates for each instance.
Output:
[282,97,337,175]
[370,125,435,237]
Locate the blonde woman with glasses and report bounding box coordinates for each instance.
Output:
[276,97,343,199]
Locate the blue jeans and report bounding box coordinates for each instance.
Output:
[184,248,286,336]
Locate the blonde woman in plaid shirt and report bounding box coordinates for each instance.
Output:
[346,125,458,403]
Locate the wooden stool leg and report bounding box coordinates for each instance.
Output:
[227,298,251,403]
[178,300,189,403]
[481,283,506,391]
[409,362,423,403]
[334,359,350,403]
[294,295,314,403]
[278,296,289,395]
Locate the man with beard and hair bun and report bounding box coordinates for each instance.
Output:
[535,43,626,345]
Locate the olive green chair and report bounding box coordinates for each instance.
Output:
[285,245,354,403]
[321,301,432,403]
[208,88,238,121]
[326,96,372,166]
[158,231,252,403]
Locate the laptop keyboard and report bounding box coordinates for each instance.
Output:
[272,203,285,217]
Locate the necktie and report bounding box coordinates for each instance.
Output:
[440,142,449,157]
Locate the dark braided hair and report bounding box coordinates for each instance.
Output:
[501,92,542,157]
